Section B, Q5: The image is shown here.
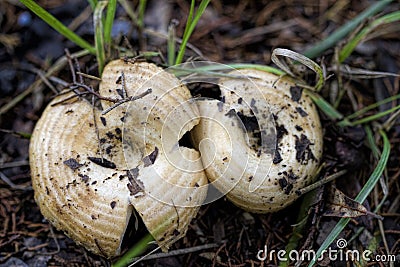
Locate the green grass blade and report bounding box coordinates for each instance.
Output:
[355,129,390,203]
[307,129,390,267]
[303,0,393,59]
[339,11,400,63]
[137,0,147,28]
[226,63,284,75]
[186,0,210,42]
[87,0,98,10]
[20,0,96,54]
[308,217,351,267]
[346,94,400,120]
[167,23,176,66]
[112,233,155,267]
[364,126,380,159]
[171,63,284,77]
[307,91,344,120]
[104,0,117,45]
[94,1,107,74]
[175,0,210,65]
[338,104,400,127]
[182,0,195,43]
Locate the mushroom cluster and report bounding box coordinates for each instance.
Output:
[30,60,323,257]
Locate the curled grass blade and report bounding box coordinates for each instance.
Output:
[104,0,117,45]
[307,129,390,267]
[271,48,325,92]
[19,0,96,54]
[94,1,107,74]
[339,11,400,63]
[303,0,393,59]
[175,0,210,65]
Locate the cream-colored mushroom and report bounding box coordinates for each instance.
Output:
[191,69,323,213]
[29,60,207,258]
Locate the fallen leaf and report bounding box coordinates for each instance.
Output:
[323,186,383,220]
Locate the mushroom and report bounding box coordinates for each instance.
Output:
[191,69,323,213]
[29,60,208,258]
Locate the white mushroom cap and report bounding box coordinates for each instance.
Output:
[192,69,323,213]
[30,60,208,257]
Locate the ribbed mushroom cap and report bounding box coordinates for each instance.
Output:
[30,60,207,258]
[191,69,323,213]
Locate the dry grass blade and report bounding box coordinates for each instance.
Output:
[335,64,400,79]
[271,48,325,91]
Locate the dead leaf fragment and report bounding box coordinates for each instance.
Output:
[324,186,383,220]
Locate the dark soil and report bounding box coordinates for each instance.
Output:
[1,1,399,266]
